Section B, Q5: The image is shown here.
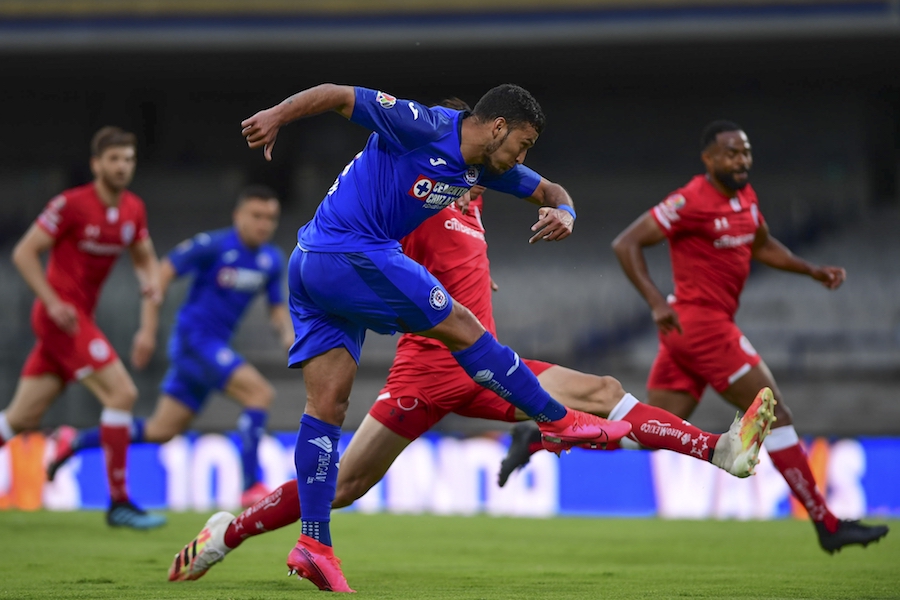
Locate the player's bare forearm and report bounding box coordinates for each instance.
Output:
[526,180,576,242]
[752,236,814,275]
[526,179,573,210]
[130,239,164,331]
[241,84,356,160]
[269,304,295,350]
[12,226,61,307]
[277,84,356,122]
[612,213,669,310]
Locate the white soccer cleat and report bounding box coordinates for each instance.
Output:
[168,511,234,582]
[711,387,777,478]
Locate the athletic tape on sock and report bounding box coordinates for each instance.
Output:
[607,393,640,422]
[100,408,133,427]
[764,425,800,452]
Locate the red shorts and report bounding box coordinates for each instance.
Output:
[369,355,555,440]
[22,303,118,382]
[647,306,760,401]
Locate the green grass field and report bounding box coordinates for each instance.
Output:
[0,510,895,599]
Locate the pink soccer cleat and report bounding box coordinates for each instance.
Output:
[538,409,632,455]
[287,535,356,593]
[46,425,78,482]
[240,482,272,509]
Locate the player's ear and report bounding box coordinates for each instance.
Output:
[492,117,506,137]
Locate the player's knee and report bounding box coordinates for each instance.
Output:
[251,380,275,409]
[588,375,625,410]
[108,382,138,410]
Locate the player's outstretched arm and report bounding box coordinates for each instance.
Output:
[241,84,356,161]
[12,224,77,334]
[129,238,165,370]
[751,221,846,290]
[612,212,682,334]
[526,179,576,243]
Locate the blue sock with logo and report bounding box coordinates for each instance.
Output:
[72,418,146,453]
[238,408,268,490]
[451,332,567,422]
[295,413,341,547]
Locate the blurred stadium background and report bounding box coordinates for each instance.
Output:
[0,1,898,515]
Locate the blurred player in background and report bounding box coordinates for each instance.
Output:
[167,163,774,585]
[0,126,165,529]
[609,120,889,553]
[237,83,634,592]
[47,185,293,509]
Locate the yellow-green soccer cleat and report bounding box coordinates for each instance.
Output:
[711,387,777,478]
[168,511,234,582]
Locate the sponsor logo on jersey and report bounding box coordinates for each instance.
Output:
[217,266,266,292]
[429,285,448,310]
[730,198,742,212]
[88,338,110,362]
[409,175,469,210]
[464,166,480,185]
[84,225,100,238]
[713,233,755,249]
[106,207,119,224]
[121,221,135,245]
[376,91,396,109]
[444,217,486,241]
[256,252,273,270]
[222,249,239,264]
[78,240,125,256]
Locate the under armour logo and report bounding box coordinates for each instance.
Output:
[308,436,333,453]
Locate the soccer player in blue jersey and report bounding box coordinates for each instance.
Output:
[237,83,632,592]
[47,185,294,509]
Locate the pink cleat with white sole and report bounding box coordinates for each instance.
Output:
[287,535,355,593]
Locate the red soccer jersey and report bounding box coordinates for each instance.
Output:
[34,182,149,316]
[650,175,764,317]
[395,196,495,360]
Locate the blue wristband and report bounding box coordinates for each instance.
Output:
[555,204,576,220]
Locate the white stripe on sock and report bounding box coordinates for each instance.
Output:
[764,425,800,452]
[100,408,133,427]
[607,393,639,422]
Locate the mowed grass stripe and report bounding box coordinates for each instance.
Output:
[0,511,895,599]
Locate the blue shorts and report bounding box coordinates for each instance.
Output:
[287,245,452,367]
[160,330,245,412]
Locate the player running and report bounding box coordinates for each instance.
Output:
[46,185,293,508]
[167,182,775,585]
[0,126,165,529]
[237,83,636,591]
[607,120,888,553]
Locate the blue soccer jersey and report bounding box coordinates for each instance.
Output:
[168,227,285,341]
[297,87,542,252]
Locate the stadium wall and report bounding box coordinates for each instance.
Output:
[2,431,899,519]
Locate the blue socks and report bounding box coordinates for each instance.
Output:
[73,418,146,453]
[237,408,268,490]
[295,413,341,547]
[452,332,567,422]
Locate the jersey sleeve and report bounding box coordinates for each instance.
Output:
[479,164,541,198]
[265,248,286,306]
[167,232,218,276]
[35,194,75,239]
[650,192,691,238]
[349,87,450,153]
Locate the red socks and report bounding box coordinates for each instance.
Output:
[766,428,838,532]
[610,395,720,461]
[99,408,132,504]
[224,480,301,549]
